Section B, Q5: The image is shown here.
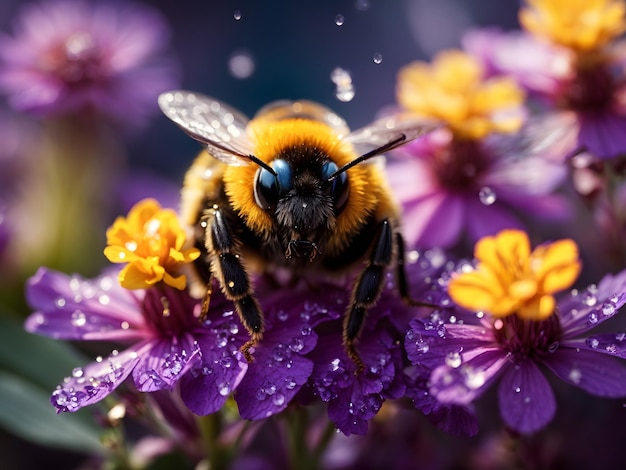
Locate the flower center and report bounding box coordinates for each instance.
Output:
[44,32,107,85]
[492,313,562,359]
[432,138,491,191]
[561,59,616,111]
[142,286,201,338]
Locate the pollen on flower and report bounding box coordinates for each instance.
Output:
[520,0,626,52]
[447,229,581,320]
[103,198,200,290]
[396,50,526,140]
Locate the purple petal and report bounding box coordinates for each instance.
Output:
[465,199,524,242]
[405,319,494,370]
[578,111,626,159]
[406,366,479,437]
[430,348,508,404]
[25,267,146,341]
[51,346,141,412]
[132,335,199,392]
[235,306,318,420]
[180,344,247,416]
[562,333,626,359]
[327,382,381,436]
[405,193,466,249]
[498,360,556,433]
[543,347,626,397]
[559,271,626,336]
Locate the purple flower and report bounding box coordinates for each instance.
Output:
[25,267,248,414]
[0,0,178,124]
[388,128,570,249]
[464,28,626,160]
[406,268,626,433]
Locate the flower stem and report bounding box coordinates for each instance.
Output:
[198,413,230,470]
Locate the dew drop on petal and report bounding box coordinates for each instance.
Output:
[415,339,429,354]
[616,331,626,342]
[445,351,462,368]
[71,311,87,327]
[55,297,66,308]
[568,368,582,384]
[463,367,485,390]
[602,302,616,316]
[586,336,600,349]
[218,382,230,396]
[72,367,84,378]
[121,321,130,330]
[272,393,285,406]
[478,187,497,206]
[513,386,521,393]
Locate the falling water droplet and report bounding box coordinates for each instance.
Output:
[335,14,345,26]
[228,50,255,79]
[372,53,382,64]
[233,10,242,20]
[478,187,497,206]
[330,67,355,102]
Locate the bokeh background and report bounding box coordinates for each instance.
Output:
[4,0,626,469]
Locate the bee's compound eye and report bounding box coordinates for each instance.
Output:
[322,161,349,214]
[254,159,292,211]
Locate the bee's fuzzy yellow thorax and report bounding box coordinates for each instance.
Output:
[224,118,390,249]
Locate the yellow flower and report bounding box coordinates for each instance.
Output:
[520,0,626,52]
[104,198,200,290]
[396,50,525,140]
[448,229,581,320]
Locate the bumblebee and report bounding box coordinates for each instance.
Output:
[158,91,435,371]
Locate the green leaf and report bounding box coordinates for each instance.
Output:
[0,314,87,389]
[0,371,105,454]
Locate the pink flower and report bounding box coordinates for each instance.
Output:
[0,0,179,125]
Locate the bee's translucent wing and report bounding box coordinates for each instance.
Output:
[346,112,439,156]
[485,111,579,162]
[253,99,351,138]
[158,91,255,166]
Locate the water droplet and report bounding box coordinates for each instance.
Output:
[329,358,342,372]
[233,9,242,20]
[272,393,285,406]
[514,386,521,393]
[616,331,626,342]
[121,321,130,330]
[335,14,345,26]
[568,368,582,384]
[606,344,618,354]
[588,312,598,325]
[476,311,485,319]
[277,310,288,322]
[524,396,531,404]
[355,0,370,10]
[478,187,497,205]
[445,351,462,368]
[586,336,600,349]
[548,341,559,353]
[415,340,429,354]
[218,382,230,396]
[55,297,67,308]
[285,376,297,390]
[262,381,277,396]
[289,337,304,352]
[602,302,616,316]
[71,311,87,327]
[463,367,485,390]
[125,241,137,252]
[330,67,355,102]
[72,367,84,378]
[228,51,255,79]
[372,53,382,64]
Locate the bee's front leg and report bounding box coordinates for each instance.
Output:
[343,219,394,374]
[207,205,264,362]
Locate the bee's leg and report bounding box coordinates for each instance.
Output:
[395,232,438,308]
[208,207,264,362]
[344,219,393,374]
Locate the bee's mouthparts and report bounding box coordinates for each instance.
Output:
[285,239,320,262]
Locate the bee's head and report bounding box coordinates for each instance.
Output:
[253,154,349,261]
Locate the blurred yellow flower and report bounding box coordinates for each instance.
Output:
[396,50,525,140]
[520,0,626,52]
[104,198,200,290]
[448,229,581,320]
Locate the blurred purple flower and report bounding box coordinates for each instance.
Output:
[406,266,626,433]
[388,128,570,249]
[0,0,179,125]
[464,28,626,160]
[25,267,248,414]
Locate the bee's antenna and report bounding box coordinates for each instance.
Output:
[247,154,277,176]
[326,134,406,182]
